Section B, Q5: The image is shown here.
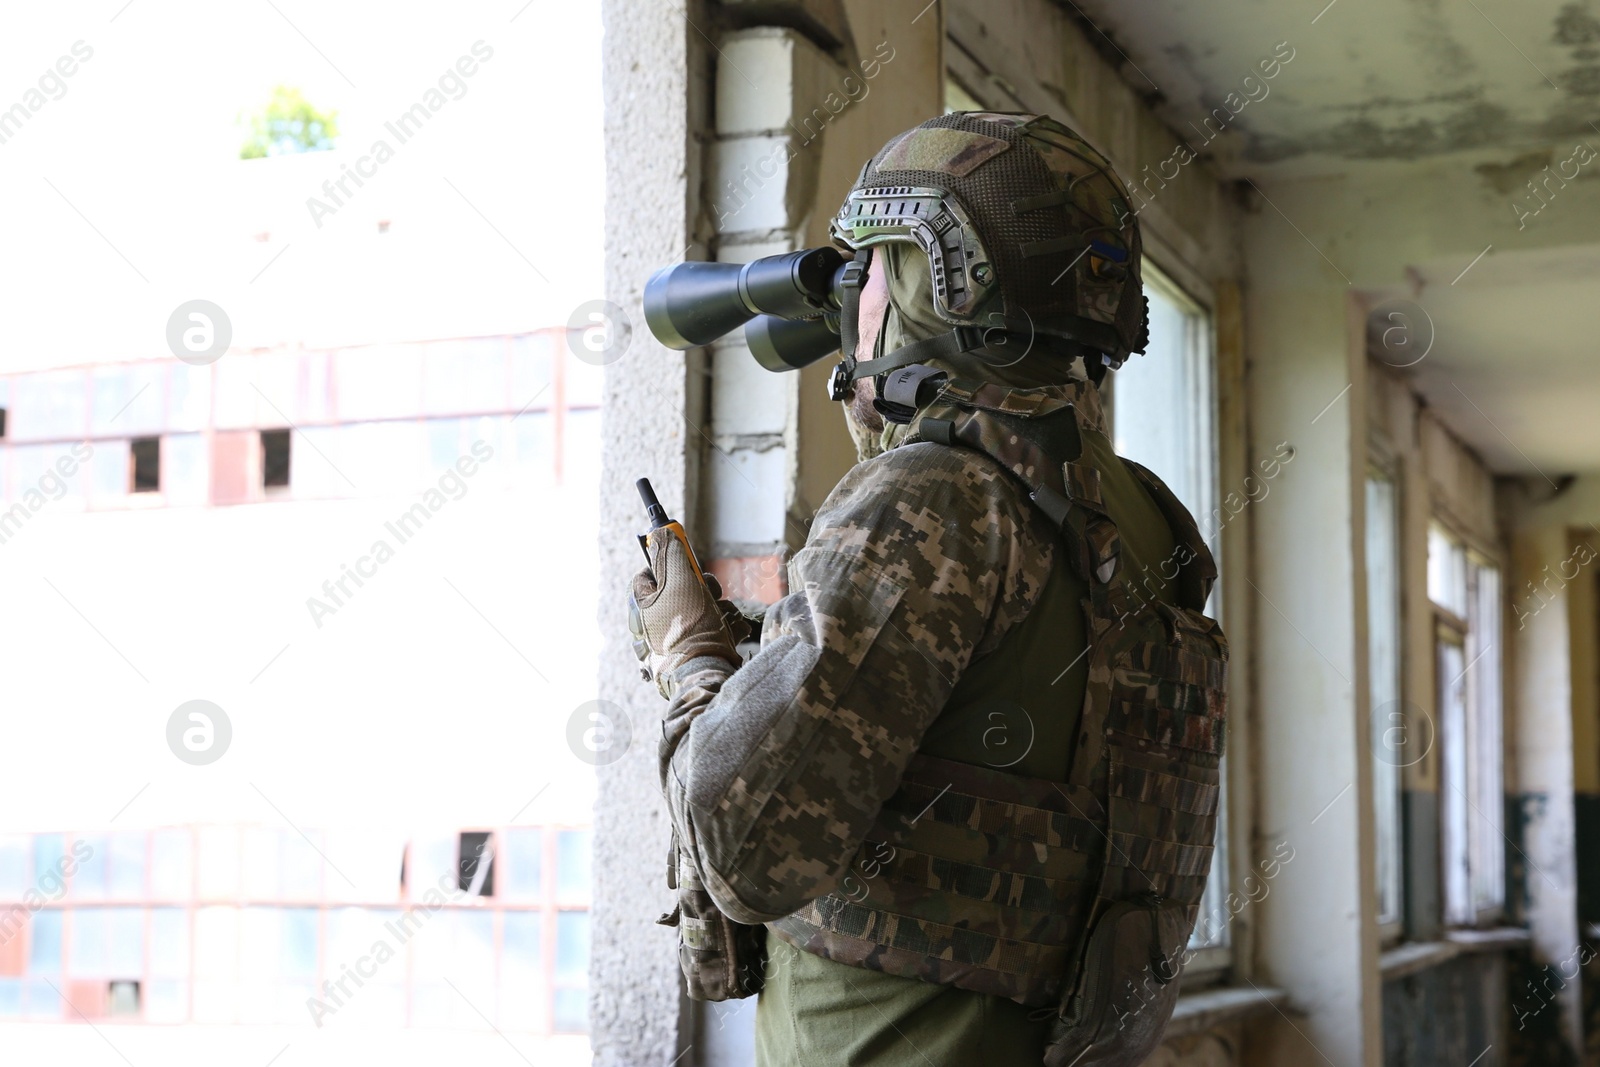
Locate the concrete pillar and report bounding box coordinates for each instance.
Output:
[592,1,700,1063]
[1509,520,1583,1053]
[1241,181,1383,1067]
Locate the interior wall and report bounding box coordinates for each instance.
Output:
[790,0,944,536]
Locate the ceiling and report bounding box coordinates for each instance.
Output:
[1366,243,1600,477]
[1064,0,1600,172]
[1062,0,1600,477]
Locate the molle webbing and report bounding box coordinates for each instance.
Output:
[769,753,1106,1004]
[771,378,1228,1010]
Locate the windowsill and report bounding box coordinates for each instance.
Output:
[1381,928,1530,981]
[1163,984,1290,1040]
[1447,927,1530,953]
[1380,940,1458,980]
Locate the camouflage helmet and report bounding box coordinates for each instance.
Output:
[830,111,1148,368]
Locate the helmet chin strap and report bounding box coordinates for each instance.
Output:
[829,250,873,402]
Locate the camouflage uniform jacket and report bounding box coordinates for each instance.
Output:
[658,425,1053,928]
[658,372,1198,921]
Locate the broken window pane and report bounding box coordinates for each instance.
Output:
[130,437,160,492]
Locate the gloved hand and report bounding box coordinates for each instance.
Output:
[628,528,741,699]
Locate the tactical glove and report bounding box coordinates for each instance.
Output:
[628,529,741,699]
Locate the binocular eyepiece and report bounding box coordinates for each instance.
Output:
[643,247,850,372]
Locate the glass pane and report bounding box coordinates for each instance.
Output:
[425,416,464,474]
[281,908,318,979]
[301,350,332,423]
[169,363,212,432]
[194,906,239,978]
[282,832,323,900]
[554,910,589,984]
[146,978,188,1023]
[254,351,301,423]
[0,837,26,896]
[164,433,210,507]
[1427,523,1467,615]
[29,910,62,974]
[408,836,454,902]
[213,353,260,430]
[196,827,240,899]
[1366,476,1404,927]
[239,908,280,978]
[9,371,87,441]
[1467,562,1505,915]
[555,831,591,905]
[0,978,20,1018]
[10,444,86,506]
[335,345,423,422]
[71,835,109,900]
[108,833,145,900]
[24,976,61,1019]
[500,829,543,902]
[151,829,193,900]
[502,910,542,983]
[1438,638,1472,925]
[501,911,545,1030]
[107,907,143,977]
[414,910,494,1027]
[88,438,131,506]
[242,829,284,899]
[70,909,107,976]
[326,832,405,903]
[90,363,164,436]
[1111,276,1214,526]
[502,915,547,1030]
[33,837,68,901]
[151,908,190,978]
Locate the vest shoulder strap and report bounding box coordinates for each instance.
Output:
[914,385,1117,586]
[1117,457,1217,610]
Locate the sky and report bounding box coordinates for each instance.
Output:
[0,2,609,832]
[0,0,606,365]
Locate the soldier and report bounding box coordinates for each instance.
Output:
[630,112,1229,1066]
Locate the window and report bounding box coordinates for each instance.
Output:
[457,831,495,896]
[1111,265,1227,956]
[130,437,160,492]
[261,430,290,488]
[1366,472,1404,932]
[0,824,590,1032]
[1429,524,1505,925]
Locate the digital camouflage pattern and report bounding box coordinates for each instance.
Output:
[657,435,1055,926]
[833,112,1148,362]
[655,373,1228,1064]
[762,378,1227,1036]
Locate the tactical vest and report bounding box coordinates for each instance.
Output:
[768,375,1229,1065]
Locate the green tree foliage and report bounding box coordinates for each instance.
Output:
[239,86,339,159]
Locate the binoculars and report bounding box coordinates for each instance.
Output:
[643,247,851,372]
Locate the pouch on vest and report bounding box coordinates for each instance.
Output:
[657,830,767,1001]
[1042,894,1189,1066]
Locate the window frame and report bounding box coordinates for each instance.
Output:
[1364,462,1406,942]
[1107,260,1231,976]
[0,823,592,1034]
[1427,520,1507,930]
